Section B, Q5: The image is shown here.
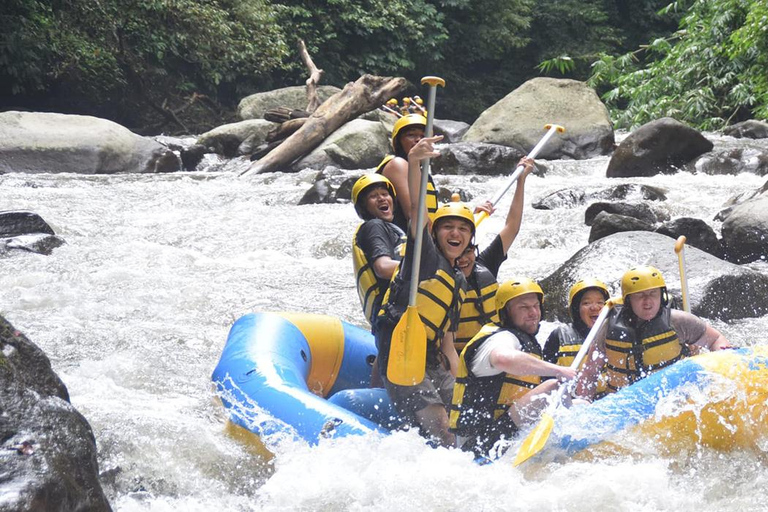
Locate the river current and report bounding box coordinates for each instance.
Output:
[2,134,767,511]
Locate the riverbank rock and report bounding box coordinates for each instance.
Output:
[0,111,180,174]
[540,231,768,322]
[463,78,614,159]
[722,120,768,139]
[288,119,389,171]
[0,315,112,511]
[721,194,768,263]
[606,118,713,177]
[238,85,341,120]
[196,119,278,157]
[0,211,65,255]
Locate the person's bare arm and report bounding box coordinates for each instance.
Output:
[573,338,607,401]
[406,135,442,239]
[693,325,732,350]
[371,256,399,280]
[489,345,576,381]
[381,158,411,224]
[498,157,534,251]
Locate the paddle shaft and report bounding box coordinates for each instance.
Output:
[406,80,439,307]
[675,236,691,313]
[475,123,564,226]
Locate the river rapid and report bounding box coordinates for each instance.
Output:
[2,135,767,511]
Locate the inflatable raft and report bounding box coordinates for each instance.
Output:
[212,312,768,457]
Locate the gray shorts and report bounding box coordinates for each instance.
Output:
[384,362,455,425]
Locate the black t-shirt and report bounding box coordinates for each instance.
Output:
[356,219,405,295]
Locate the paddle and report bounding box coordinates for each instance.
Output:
[512,298,617,467]
[474,124,565,226]
[674,235,691,313]
[387,76,445,386]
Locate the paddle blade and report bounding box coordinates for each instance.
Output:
[387,306,427,386]
[513,412,555,467]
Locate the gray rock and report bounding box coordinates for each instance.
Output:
[298,167,349,205]
[434,119,470,143]
[655,217,724,258]
[464,78,614,159]
[691,147,768,176]
[722,120,768,139]
[585,202,665,226]
[721,194,768,263]
[0,111,180,174]
[533,184,667,210]
[0,315,112,512]
[588,211,655,243]
[0,211,54,237]
[238,85,341,120]
[196,119,278,157]
[430,142,525,176]
[288,119,389,171]
[606,117,713,177]
[540,231,768,322]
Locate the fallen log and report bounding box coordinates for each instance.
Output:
[240,74,406,177]
[265,117,307,143]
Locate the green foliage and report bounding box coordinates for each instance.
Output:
[589,0,768,129]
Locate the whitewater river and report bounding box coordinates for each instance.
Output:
[2,135,767,511]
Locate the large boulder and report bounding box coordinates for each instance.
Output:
[237,85,341,120]
[288,119,389,171]
[540,231,768,322]
[584,202,667,226]
[430,142,525,176]
[0,315,112,511]
[722,120,768,139]
[588,211,655,243]
[0,111,180,174]
[721,194,768,263]
[196,119,278,157]
[606,117,713,177]
[655,217,724,258]
[463,78,614,159]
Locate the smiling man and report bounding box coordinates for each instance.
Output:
[351,174,406,330]
[575,265,732,400]
[449,277,577,457]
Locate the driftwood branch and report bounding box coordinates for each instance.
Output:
[240,74,407,177]
[299,39,324,113]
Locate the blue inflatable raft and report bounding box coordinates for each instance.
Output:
[212,312,768,457]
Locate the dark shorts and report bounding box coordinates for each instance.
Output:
[383,362,455,425]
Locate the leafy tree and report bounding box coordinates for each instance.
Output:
[588,0,768,129]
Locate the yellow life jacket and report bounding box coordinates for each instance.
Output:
[604,306,687,393]
[454,263,499,353]
[352,222,406,327]
[378,248,465,356]
[376,155,438,229]
[449,323,542,437]
[548,323,608,396]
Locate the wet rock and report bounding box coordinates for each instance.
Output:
[606,117,713,177]
[716,178,768,221]
[602,183,668,202]
[691,147,768,176]
[298,167,349,205]
[0,211,65,256]
[288,119,389,171]
[532,188,586,210]
[585,202,665,226]
[655,217,724,258]
[0,111,180,174]
[540,231,768,322]
[533,183,667,210]
[238,85,341,120]
[0,315,112,512]
[588,211,655,243]
[434,119,470,144]
[722,120,768,139]
[464,78,614,159]
[196,119,277,158]
[721,195,768,263]
[429,142,525,176]
[180,144,208,172]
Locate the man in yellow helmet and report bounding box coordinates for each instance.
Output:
[575,265,732,400]
[449,277,577,457]
[376,134,470,447]
[453,157,535,354]
[376,114,438,231]
[543,278,610,366]
[351,173,406,330]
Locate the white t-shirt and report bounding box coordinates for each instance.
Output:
[470,330,522,378]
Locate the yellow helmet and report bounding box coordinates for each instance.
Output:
[431,201,475,236]
[391,114,426,155]
[621,265,666,300]
[568,278,610,321]
[352,174,396,219]
[496,277,543,316]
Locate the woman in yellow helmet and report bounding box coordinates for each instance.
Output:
[575,265,732,400]
[376,134,470,447]
[376,114,439,232]
[449,277,577,457]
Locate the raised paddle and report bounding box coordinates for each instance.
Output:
[513,298,618,467]
[474,124,565,226]
[674,235,691,312]
[387,76,445,386]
